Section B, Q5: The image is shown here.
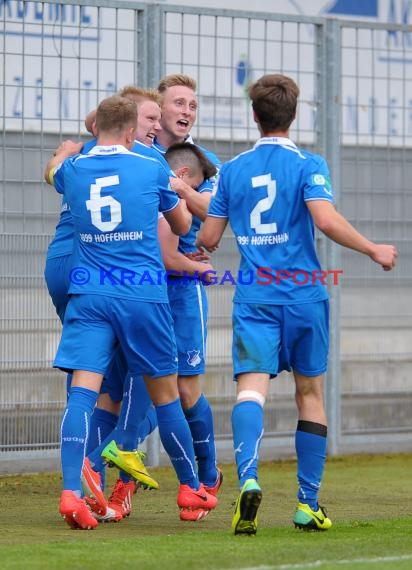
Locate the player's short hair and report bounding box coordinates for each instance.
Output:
[248,74,300,133]
[95,95,137,134]
[157,74,197,94]
[165,142,217,181]
[118,85,161,107]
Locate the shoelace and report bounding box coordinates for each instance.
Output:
[135,450,146,461]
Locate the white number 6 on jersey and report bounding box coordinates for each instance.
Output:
[250,174,277,234]
[86,175,122,232]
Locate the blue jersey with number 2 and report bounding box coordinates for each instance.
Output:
[208,137,334,305]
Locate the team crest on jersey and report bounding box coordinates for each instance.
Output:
[187,350,201,367]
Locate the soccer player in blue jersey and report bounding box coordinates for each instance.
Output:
[197,74,397,535]
[150,75,223,505]
[44,95,218,529]
[44,88,165,522]
[82,88,166,519]
[84,142,220,522]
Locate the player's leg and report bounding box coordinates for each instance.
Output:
[44,253,73,399]
[60,370,103,530]
[55,294,117,529]
[85,347,125,492]
[293,372,331,530]
[230,303,281,535]
[115,299,217,521]
[102,373,159,518]
[171,280,220,491]
[285,301,332,531]
[231,373,267,535]
[86,348,124,473]
[86,394,119,472]
[84,367,157,519]
[145,373,217,521]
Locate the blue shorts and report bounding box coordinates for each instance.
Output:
[54,294,178,378]
[44,254,72,323]
[232,300,329,378]
[167,279,207,376]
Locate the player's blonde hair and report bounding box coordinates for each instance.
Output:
[118,85,161,107]
[157,74,197,94]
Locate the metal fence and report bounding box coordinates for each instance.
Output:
[1,0,411,472]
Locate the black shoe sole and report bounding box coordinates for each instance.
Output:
[234,489,262,535]
[294,520,328,531]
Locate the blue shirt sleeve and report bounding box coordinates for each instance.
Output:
[303,155,334,203]
[207,165,228,218]
[196,145,221,194]
[52,161,66,195]
[157,163,180,213]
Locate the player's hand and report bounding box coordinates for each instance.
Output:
[198,242,219,253]
[199,263,216,284]
[169,177,192,197]
[53,140,83,158]
[184,250,211,262]
[370,244,398,271]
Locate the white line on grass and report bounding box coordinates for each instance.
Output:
[231,554,412,570]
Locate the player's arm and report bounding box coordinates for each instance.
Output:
[44,140,83,185]
[163,199,192,236]
[169,177,211,221]
[158,217,214,280]
[307,200,397,271]
[197,216,228,252]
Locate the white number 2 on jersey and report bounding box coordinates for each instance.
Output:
[250,174,277,234]
[86,175,122,232]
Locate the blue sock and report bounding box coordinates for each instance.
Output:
[87,408,118,454]
[61,386,99,493]
[184,393,217,487]
[118,405,158,484]
[87,408,118,489]
[115,374,153,483]
[232,400,264,487]
[137,405,158,444]
[117,374,152,449]
[295,420,327,510]
[87,430,116,474]
[155,398,199,489]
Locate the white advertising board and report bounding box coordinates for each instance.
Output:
[1,0,411,144]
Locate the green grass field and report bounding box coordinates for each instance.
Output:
[1,454,412,569]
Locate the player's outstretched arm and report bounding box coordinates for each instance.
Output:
[44,140,83,185]
[169,177,211,221]
[307,200,397,271]
[197,216,227,252]
[163,199,192,236]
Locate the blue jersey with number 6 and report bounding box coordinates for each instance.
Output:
[208,137,334,305]
[50,145,179,302]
